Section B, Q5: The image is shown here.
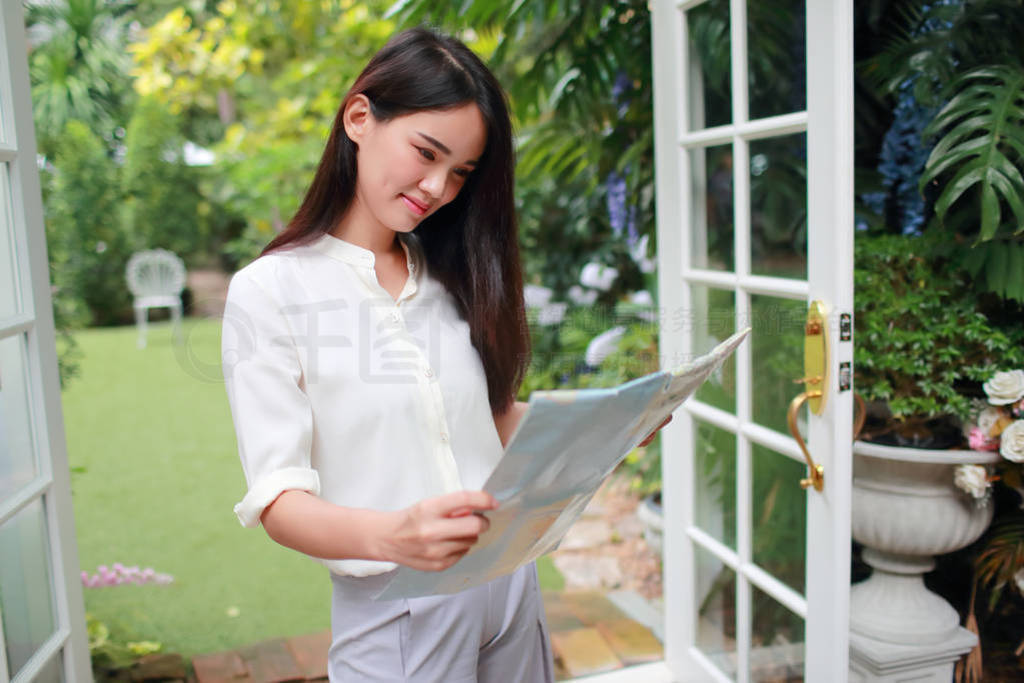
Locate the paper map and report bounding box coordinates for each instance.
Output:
[374,328,751,600]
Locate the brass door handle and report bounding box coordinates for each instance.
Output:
[853,392,867,441]
[788,391,824,491]
[788,390,867,492]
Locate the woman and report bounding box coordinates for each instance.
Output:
[222,27,662,682]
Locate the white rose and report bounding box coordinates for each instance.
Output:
[953,464,990,500]
[977,406,1005,437]
[1015,567,1024,595]
[983,370,1024,405]
[1000,420,1024,463]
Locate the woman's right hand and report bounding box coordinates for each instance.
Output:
[378,490,498,571]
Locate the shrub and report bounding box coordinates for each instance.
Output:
[854,233,1024,421]
[45,121,133,326]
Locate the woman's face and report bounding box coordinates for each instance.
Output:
[345,98,488,234]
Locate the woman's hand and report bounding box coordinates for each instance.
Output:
[637,415,673,448]
[378,490,498,572]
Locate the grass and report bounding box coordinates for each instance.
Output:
[63,318,563,658]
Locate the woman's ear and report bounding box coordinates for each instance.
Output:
[343,94,373,144]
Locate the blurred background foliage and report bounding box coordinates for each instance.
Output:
[27,0,1024,406]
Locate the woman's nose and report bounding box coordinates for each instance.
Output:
[418,169,448,200]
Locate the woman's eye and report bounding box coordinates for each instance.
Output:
[417,147,435,161]
[454,168,471,179]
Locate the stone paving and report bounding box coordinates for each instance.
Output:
[191,591,662,683]
[190,479,666,682]
[550,478,663,601]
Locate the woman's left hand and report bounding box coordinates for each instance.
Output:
[637,415,673,448]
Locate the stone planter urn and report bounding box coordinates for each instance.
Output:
[850,441,999,645]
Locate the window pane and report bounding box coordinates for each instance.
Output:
[690,285,735,412]
[689,144,734,271]
[695,420,736,549]
[750,134,807,279]
[35,652,64,683]
[751,444,807,595]
[686,0,732,130]
[750,585,805,682]
[747,1,806,121]
[0,163,22,320]
[0,498,57,679]
[749,295,804,435]
[0,333,38,500]
[694,543,737,677]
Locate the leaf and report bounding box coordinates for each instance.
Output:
[1005,244,1024,301]
[981,177,1001,241]
[921,65,1024,242]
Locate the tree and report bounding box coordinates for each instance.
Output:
[45,120,132,326]
[121,96,204,257]
[25,0,135,157]
[127,1,396,265]
[390,0,657,301]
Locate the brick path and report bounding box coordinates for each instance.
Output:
[191,590,663,682]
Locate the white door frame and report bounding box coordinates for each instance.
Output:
[651,1,854,681]
[0,0,91,680]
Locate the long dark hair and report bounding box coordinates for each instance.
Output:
[261,27,529,414]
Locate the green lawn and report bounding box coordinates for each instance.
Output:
[63,318,561,658]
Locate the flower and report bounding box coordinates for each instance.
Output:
[567,285,598,306]
[81,564,173,588]
[585,326,626,367]
[1015,567,1024,595]
[580,262,618,291]
[954,464,991,500]
[968,426,1000,452]
[983,369,1024,405]
[536,302,568,326]
[523,284,553,308]
[629,234,656,274]
[629,290,653,306]
[998,420,1024,463]
[977,406,1003,435]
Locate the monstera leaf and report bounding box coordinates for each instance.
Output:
[921,65,1024,243]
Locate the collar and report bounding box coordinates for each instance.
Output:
[309,231,422,299]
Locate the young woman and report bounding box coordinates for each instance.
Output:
[222,27,664,682]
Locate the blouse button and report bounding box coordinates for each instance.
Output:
[390,311,402,323]
[440,432,449,443]
[424,367,434,378]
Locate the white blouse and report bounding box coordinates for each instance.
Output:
[221,231,506,576]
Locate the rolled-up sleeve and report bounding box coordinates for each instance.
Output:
[222,264,320,528]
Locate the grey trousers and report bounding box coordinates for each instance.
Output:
[328,562,555,682]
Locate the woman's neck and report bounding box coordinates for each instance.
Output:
[330,211,399,259]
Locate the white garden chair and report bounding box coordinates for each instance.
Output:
[125,249,186,349]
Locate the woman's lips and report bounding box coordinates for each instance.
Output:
[401,194,429,216]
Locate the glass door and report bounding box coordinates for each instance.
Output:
[652,0,855,680]
[0,2,91,681]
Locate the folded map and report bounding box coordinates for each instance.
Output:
[374,327,752,600]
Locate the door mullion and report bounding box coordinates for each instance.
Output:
[730,1,753,678]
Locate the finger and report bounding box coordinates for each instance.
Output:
[639,415,674,446]
[443,514,489,538]
[435,490,498,517]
